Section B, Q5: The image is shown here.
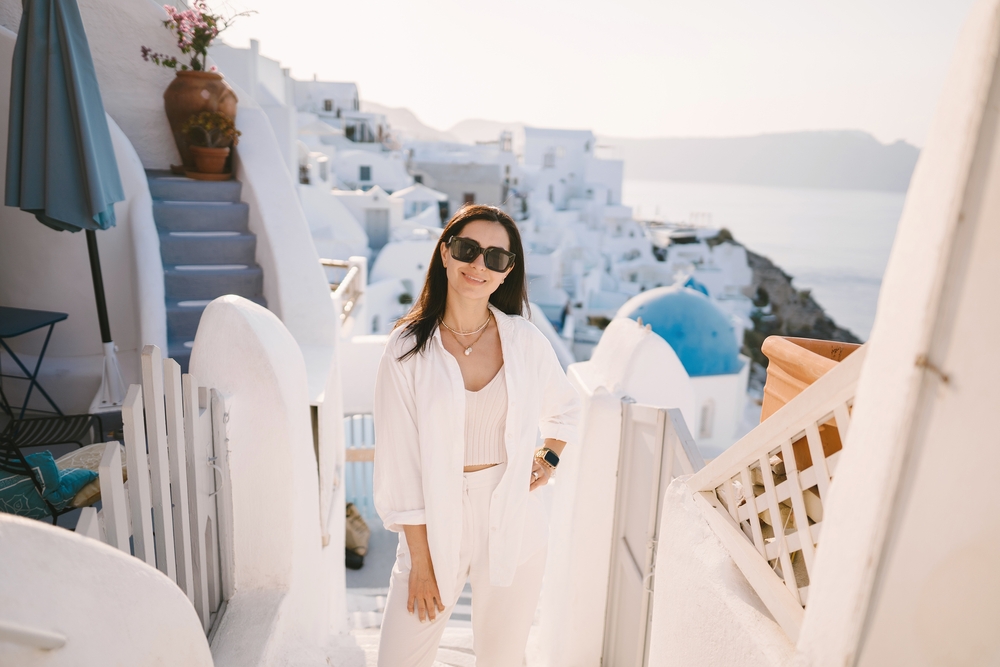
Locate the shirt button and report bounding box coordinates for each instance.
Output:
[491,526,498,532]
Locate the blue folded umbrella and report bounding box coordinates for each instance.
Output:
[5,0,124,232]
[5,0,128,412]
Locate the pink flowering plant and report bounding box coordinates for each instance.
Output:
[141,1,252,72]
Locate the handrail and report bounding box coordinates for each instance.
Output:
[0,619,67,650]
[685,345,868,641]
[321,257,366,324]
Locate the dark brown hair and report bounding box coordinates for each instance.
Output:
[395,204,528,360]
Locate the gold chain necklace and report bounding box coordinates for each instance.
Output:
[444,313,491,356]
[440,313,491,336]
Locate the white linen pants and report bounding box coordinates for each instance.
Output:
[377,463,547,667]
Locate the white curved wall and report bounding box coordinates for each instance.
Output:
[0,514,212,666]
[190,296,336,665]
[0,25,165,413]
[228,83,338,348]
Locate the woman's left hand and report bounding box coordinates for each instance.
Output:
[529,459,553,491]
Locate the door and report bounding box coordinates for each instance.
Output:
[602,401,704,666]
[365,208,389,252]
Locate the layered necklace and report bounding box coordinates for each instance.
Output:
[440,312,492,356]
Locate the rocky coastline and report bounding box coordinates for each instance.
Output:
[739,243,861,368]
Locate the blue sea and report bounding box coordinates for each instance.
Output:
[622,180,906,340]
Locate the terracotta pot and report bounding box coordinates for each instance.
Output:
[189,146,231,174]
[163,71,238,171]
[760,336,862,469]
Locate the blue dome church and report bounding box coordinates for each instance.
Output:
[614,284,750,458]
[615,285,744,377]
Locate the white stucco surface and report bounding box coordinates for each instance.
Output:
[190,296,339,665]
[796,1,1000,663]
[647,479,794,667]
[0,0,183,168]
[0,25,164,412]
[0,514,212,666]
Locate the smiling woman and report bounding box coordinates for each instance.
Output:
[372,204,580,666]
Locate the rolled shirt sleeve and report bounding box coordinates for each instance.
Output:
[373,332,427,532]
[537,334,581,444]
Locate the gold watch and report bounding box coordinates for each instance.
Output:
[534,447,560,470]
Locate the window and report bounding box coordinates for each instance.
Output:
[323,99,333,112]
[543,151,555,169]
[414,174,424,184]
[359,165,371,181]
[298,164,310,185]
[463,193,475,205]
[548,185,554,203]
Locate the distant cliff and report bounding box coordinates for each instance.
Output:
[741,244,861,367]
[601,131,919,192]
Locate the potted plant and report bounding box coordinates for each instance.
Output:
[141,2,251,172]
[181,111,241,178]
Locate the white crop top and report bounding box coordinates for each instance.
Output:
[464,365,508,467]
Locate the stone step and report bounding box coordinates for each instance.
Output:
[159,231,257,266]
[153,201,250,233]
[146,169,242,203]
[166,296,267,342]
[163,265,263,302]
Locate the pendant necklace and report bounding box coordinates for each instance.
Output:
[442,312,492,356]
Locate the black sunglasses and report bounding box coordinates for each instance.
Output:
[446,236,516,273]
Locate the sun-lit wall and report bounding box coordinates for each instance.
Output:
[0,25,165,413]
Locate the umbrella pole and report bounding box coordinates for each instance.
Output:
[85,230,125,413]
[86,229,112,343]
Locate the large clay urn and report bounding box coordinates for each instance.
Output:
[760,336,862,469]
[164,71,238,171]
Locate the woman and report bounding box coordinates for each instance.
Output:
[373,205,580,666]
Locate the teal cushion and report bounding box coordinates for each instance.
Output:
[0,451,97,519]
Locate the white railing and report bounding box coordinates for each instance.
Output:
[685,346,867,641]
[322,256,367,323]
[343,413,376,522]
[75,345,232,635]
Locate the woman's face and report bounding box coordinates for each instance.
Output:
[440,219,514,301]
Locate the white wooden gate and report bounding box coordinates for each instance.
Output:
[602,401,704,667]
[75,345,233,635]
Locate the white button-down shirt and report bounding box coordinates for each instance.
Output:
[373,305,580,602]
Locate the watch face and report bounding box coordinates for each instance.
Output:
[542,450,559,467]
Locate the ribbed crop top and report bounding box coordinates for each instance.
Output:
[464,365,508,467]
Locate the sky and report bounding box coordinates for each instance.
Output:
[207,0,977,146]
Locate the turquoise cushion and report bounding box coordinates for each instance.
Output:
[0,451,97,519]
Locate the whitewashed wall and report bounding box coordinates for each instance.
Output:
[797,1,1000,663]
[0,0,182,168]
[538,318,696,666]
[189,296,337,665]
[0,514,212,666]
[646,480,795,667]
[0,25,165,413]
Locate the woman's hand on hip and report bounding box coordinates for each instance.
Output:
[529,459,552,491]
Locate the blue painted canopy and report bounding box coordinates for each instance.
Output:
[5,0,124,232]
[616,285,744,377]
